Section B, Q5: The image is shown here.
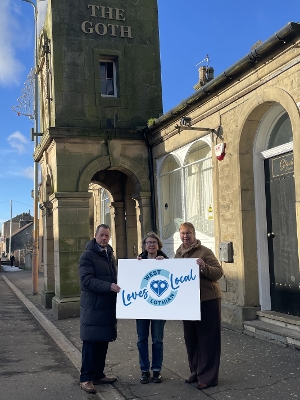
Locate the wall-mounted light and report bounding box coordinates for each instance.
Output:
[175,116,222,141]
[180,116,192,127]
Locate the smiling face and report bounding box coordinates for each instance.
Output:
[145,237,159,257]
[95,227,111,248]
[179,224,196,248]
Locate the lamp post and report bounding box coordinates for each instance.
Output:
[9,200,12,258]
[22,0,45,294]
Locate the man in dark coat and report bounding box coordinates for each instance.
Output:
[79,224,121,394]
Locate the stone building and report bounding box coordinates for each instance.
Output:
[9,222,33,269]
[35,1,300,330]
[1,212,33,256]
[36,0,162,317]
[147,22,300,329]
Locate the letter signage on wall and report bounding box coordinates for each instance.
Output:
[81,4,133,38]
[272,152,294,177]
[116,259,201,320]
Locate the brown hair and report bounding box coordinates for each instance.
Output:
[142,232,163,250]
[179,222,195,235]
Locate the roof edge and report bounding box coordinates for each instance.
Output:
[147,21,300,131]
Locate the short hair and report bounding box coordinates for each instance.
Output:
[142,231,163,250]
[179,222,195,235]
[95,224,111,235]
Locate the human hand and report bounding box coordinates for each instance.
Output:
[155,256,165,260]
[111,283,121,293]
[137,256,142,260]
[196,258,205,272]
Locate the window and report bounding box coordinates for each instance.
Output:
[160,155,183,239]
[100,59,117,97]
[267,112,292,149]
[159,141,214,240]
[100,188,111,226]
[184,142,214,237]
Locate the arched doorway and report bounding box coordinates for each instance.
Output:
[88,169,141,259]
[78,155,153,261]
[254,103,300,316]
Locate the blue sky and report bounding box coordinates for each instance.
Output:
[0,0,299,225]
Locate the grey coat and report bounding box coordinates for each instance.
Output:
[79,239,118,342]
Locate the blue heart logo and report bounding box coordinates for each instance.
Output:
[150,280,169,297]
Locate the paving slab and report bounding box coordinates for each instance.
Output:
[1,270,300,400]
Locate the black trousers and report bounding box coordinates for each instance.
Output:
[80,341,109,382]
[183,298,221,386]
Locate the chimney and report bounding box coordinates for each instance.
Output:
[193,66,214,91]
[206,67,214,82]
[199,66,207,84]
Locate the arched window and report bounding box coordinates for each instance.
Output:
[160,155,183,239]
[267,112,292,149]
[184,141,214,236]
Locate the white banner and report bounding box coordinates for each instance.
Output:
[116,259,201,320]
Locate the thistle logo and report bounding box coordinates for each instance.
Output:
[141,269,178,307]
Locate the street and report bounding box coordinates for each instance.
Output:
[1,270,300,400]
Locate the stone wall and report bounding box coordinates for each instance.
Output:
[150,37,300,329]
[43,0,162,129]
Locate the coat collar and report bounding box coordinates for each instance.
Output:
[178,239,201,257]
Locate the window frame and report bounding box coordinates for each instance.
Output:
[99,57,118,98]
[159,140,214,240]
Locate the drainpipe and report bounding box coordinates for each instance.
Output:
[143,131,157,233]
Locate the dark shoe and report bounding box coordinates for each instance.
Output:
[80,381,96,393]
[93,375,117,385]
[152,371,162,383]
[185,375,197,383]
[196,383,211,390]
[140,371,150,384]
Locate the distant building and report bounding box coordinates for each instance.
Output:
[7,222,34,269]
[1,212,34,267]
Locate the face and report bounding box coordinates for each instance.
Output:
[145,237,159,255]
[95,227,111,247]
[179,226,195,248]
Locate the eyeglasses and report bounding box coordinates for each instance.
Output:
[180,232,193,236]
[145,241,158,245]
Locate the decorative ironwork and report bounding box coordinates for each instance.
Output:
[12,69,35,120]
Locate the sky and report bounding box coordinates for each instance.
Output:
[0,0,299,226]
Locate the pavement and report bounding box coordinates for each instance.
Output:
[0,268,300,400]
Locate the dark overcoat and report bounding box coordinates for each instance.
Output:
[79,239,118,342]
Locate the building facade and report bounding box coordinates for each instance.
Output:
[35,0,300,329]
[1,212,33,257]
[148,22,300,328]
[36,0,162,317]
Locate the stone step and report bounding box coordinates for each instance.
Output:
[256,310,300,332]
[243,319,300,349]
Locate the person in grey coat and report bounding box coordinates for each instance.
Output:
[79,224,121,394]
